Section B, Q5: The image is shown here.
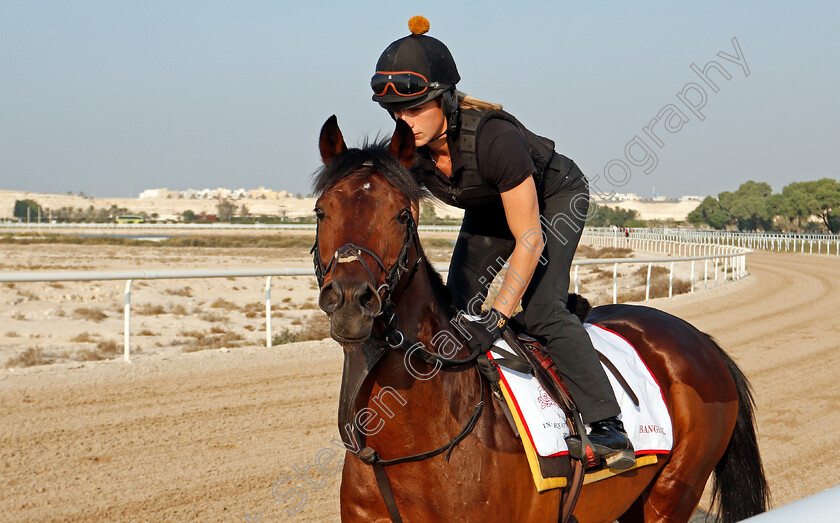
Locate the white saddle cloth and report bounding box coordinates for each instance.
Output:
[488,323,673,458]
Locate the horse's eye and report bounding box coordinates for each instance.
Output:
[398,209,411,224]
[314,208,325,221]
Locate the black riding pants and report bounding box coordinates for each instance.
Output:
[447,164,620,424]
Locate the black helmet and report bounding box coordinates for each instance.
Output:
[371,16,460,112]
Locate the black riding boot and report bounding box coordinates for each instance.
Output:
[566,416,636,470]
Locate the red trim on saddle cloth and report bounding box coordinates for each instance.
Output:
[487,351,569,458]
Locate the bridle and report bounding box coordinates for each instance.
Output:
[309,188,484,523]
[310,203,423,346]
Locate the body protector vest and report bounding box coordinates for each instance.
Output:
[417,107,561,208]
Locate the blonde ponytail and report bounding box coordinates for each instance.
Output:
[456,91,503,111]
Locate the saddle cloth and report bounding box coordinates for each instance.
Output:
[488,323,673,491]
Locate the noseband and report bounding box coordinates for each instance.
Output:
[310,207,423,346]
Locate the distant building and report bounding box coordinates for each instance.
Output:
[591,192,640,203]
[139,188,179,199]
[212,188,232,199]
[248,187,279,199]
[615,193,641,202]
[195,213,218,222]
[137,186,304,201]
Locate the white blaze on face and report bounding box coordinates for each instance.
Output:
[362,182,371,190]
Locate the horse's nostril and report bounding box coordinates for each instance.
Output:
[355,283,382,316]
[359,287,374,308]
[319,281,343,313]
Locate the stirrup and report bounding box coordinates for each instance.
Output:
[565,437,636,470]
[604,450,636,470]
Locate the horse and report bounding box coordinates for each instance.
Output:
[311,115,769,522]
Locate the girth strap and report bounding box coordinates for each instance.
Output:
[500,328,590,523]
[596,351,639,407]
[367,456,403,523]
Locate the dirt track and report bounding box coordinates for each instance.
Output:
[2,251,839,521]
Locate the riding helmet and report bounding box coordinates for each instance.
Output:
[371,16,460,113]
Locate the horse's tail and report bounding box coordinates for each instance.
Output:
[709,337,771,522]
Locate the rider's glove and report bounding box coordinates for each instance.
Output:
[456,307,509,353]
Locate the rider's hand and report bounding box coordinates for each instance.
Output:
[456,307,509,353]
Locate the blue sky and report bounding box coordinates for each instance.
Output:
[1,1,837,198]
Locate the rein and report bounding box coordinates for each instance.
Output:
[312,210,484,523]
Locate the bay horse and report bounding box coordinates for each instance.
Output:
[312,115,769,522]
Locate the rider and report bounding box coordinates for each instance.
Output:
[370,17,634,468]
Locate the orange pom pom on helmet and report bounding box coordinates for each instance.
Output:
[408,15,430,35]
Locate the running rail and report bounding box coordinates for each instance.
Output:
[1,236,749,362]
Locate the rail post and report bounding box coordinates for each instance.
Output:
[691,260,695,293]
[714,258,719,286]
[645,263,652,301]
[574,265,579,294]
[613,263,618,304]
[124,279,132,363]
[265,276,272,347]
[668,261,674,298]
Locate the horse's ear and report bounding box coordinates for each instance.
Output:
[319,115,347,164]
[390,119,416,168]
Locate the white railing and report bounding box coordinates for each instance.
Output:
[1,268,313,362]
[578,230,750,304]
[1,234,749,362]
[4,222,837,248]
[585,226,839,255]
[0,222,463,232]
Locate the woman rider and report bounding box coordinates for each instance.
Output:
[371,17,634,468]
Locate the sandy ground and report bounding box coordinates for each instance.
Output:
[2,245,837,521]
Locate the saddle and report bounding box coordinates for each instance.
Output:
[480,295,638,461]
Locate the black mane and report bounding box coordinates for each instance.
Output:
[312,138,424,201]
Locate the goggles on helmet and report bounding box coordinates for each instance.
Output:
[371,71,448,98]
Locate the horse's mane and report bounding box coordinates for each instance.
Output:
[312,138,424,202]
[422,257,458,316]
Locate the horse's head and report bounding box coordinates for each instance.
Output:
[312,115,421,345]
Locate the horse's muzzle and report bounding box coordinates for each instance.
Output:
[319,279,382,342]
